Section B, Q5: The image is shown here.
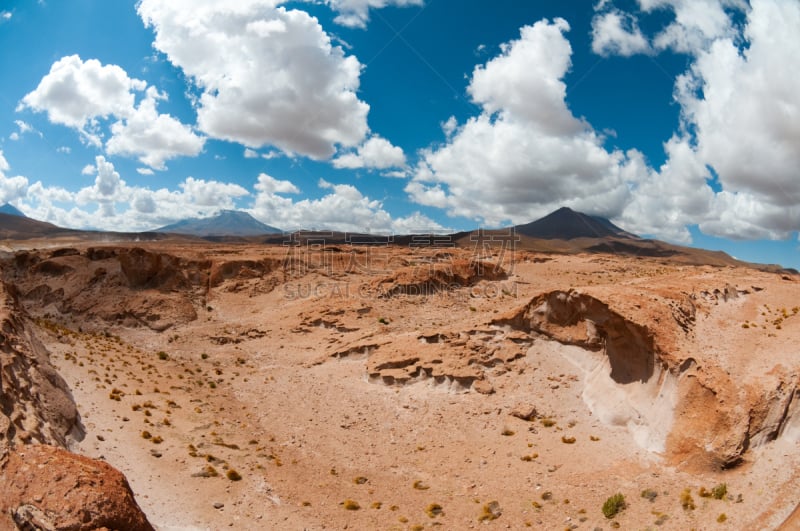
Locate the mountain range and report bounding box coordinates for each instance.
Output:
[0,204,794,273]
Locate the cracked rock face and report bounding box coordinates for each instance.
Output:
[0,283,83,451]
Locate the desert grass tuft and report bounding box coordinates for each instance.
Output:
[602,493,626,519]
[342,499,360,511]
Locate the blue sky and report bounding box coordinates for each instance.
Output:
[0,0,798,268]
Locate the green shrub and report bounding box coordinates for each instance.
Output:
[711,483,727,500]
[699,483,727,500]
[602,493,626,519]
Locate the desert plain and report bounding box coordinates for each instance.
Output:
[1,237,800,530]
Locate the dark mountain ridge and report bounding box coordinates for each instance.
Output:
[514,206,637,240]
[0,203,27,217]
[156,210,282,237]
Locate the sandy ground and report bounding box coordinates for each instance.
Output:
[21,246,800,530]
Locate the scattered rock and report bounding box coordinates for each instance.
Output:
[510,404,538,421]
[472,380,495,395]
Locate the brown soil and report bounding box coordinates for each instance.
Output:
[2,240,799,530]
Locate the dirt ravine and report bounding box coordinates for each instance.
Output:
[2,241,799,530]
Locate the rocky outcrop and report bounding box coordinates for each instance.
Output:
[373,259,507,297]
[0,279,155,530]
[493,290,680,452]
[671,367,800,469]
[119,247,192,289]
[0,444,154,531]
[4,248,206,331]
[2,247,297,330]
[492,288,800,468]
[493,290,662,384]
[209,258,282,287]
[0,283,83,450]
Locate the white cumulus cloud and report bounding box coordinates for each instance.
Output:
[137,0,370,159]
[592,0,800,243]
[20,157,252,232]
[20,55,202,169]
[324,0,423,29]
[0,151,30,205]
[616,135,714,242]
[676,0,800,206]
[252,175,445,233]
[675,0,800,240]
[105,87,204,170]
[180,177,249,207]
[4,149,441,235]
[75,156,126,217]
[255,173,300,195]
[591,9,652,56]
[592,0,747,57]
[333,135,406,170]
[408,19,642,226]
[19,55,144,145]
[642,0,746,54]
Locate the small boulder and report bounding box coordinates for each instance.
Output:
[0,444,155,531]
[472,380,495,395]
[510,404,538,421]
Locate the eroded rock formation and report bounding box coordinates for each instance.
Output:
[493,288,800,469]
[0,279,154,530]
[0,283,83,450]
